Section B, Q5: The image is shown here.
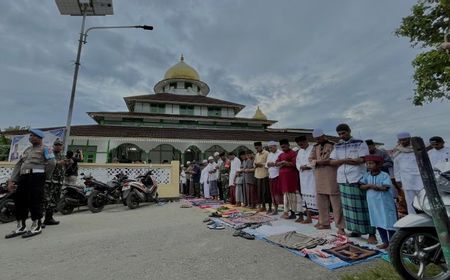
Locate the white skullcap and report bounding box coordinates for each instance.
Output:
[312,128,324,138]
[267,141,278,146]
[397,132,411,139]
[202,159,208,163]
[186,161,191,164]
[213,152,220,156]
[208,156,214,160]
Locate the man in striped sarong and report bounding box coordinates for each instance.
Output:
[330,124,377,244]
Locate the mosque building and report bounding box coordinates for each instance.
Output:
[8,56,319,164]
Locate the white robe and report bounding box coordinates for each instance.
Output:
[200,167,210,198]
[296,145,317,210]
[393,152,424,191]
[228,157,241,186]
[428,147,450,167]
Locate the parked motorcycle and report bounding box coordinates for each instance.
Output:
[122,171,158,209]
[87,173,129,213]
[0,178,15,223]
[389,162,450,280]
[57,174,92,215]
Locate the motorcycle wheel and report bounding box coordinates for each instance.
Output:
[87,190,105,213]
[57,199,74,215]
[126,191,140,209]
[0,198,15,223]
[389,228,450,280]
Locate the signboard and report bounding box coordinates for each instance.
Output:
[8,128,65,162]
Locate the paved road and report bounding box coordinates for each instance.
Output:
[0,202,382,280]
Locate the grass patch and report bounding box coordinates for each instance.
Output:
[341,262,401,280]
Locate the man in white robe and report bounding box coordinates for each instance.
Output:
[200,160,210,198]
[295,136,316,223]
[393,132,424,214]
[228,152,241,204]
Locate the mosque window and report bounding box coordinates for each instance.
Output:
[169,82,177,89]
[208,107,222,117]
[150,104,166,113]
[185,82,193,89]
[180,105,194,115]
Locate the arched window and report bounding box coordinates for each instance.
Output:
[148,144,181,164]
[231,145,251,156]
[204,145,227,159]
[184,145,201,164]
[109,143,144,163]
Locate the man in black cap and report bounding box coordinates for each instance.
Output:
[43,139,65,226]
[428,136,450,167]
[5,129,56,238]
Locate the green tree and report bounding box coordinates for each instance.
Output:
[396,0,450,105]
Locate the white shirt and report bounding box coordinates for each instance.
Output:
[207,162,219,181]
[266,150,282,179]
[296,145,316,195]
[180,170,186,184]
[228,157,241,186]
[428,147,450,167]
[394,152,424,191]
[330,138,369,184]
[200,167,208,184]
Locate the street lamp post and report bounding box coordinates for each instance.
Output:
[56,0,153,152]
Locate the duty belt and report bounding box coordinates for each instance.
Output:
[21,168,45,174]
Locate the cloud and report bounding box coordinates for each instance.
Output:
[0,0,448,148]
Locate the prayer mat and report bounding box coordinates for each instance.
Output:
[323,243,381,263]
[232,213,276,224]
[264,231,326,250]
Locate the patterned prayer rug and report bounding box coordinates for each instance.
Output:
[323,243,381,263]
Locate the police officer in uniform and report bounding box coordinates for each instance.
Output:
[43,139,65,226]
[5,129,56,239]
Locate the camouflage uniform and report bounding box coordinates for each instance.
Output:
[45,151,64,216]
[219,160,230,201]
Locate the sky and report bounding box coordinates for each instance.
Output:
[0,0,449,148]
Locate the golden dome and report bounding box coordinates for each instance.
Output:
[253,106,267,120]
[164,54,200,80]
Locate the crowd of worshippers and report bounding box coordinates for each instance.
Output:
[179,123,449,249]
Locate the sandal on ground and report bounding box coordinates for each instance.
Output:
[239,231,255,240]
[233,230,242,237]
[234,224,250,230]
[203,218,211,223]
[209,212,222,218]
[316,224,331,230]
[207,223,225,230]
[207,221,216,226]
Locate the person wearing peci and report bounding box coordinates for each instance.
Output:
[5,129,56,239]
[276,139,299,220]
[330,124,377,244]
[243,150,257,209]
[360,155,398,249]
[393,132,424,214]
[207,156,219,200]
[309,129,345,235]
[266,141,283,215]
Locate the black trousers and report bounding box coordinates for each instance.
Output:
[217,180,224,201]
[15,173,45,221]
